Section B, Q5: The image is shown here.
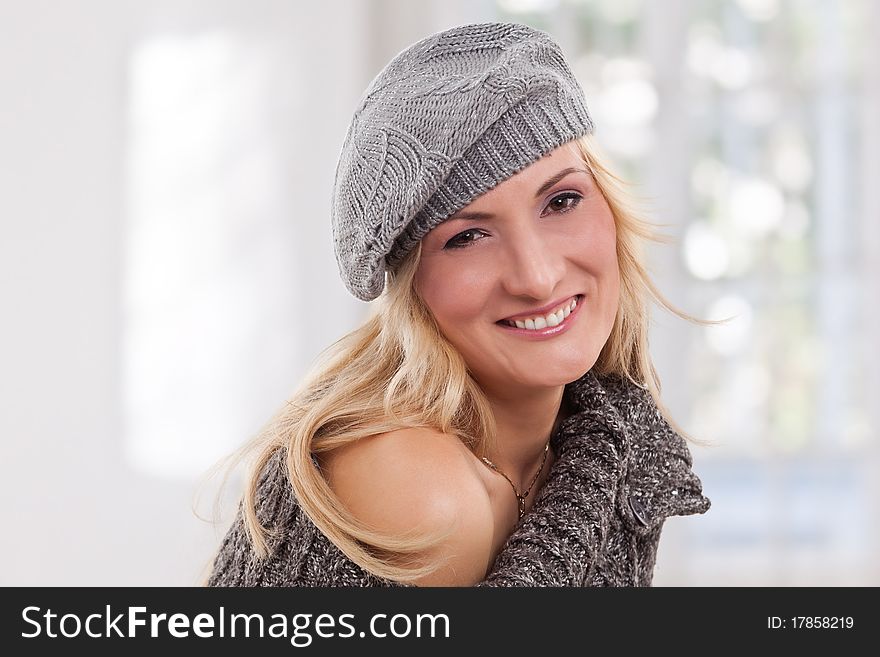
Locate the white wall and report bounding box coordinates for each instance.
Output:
[0,0,497,587]
[0,0,369,586]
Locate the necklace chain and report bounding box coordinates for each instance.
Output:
[480,440,551,520]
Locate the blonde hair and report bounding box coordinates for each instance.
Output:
[200,133,710,585]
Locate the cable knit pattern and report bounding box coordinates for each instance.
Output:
[331,22,594,301]
[207,371,710,587]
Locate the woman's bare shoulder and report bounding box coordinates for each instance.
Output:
[319,427,495,585]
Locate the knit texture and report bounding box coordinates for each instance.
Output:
[207,372,711,587]
[332,21,594,301]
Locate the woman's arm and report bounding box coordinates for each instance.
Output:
[312,372,633,587]
[310,414,629,588]
[306,397,628,587]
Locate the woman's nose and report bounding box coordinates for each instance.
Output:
[500,232,566,300]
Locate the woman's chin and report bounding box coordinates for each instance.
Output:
[468,348,600,395]
[508,361,596,391]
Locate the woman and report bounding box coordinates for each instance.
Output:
[205,21,711,587]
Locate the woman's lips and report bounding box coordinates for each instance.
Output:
[496,294,584,337]
[500,294,580,323]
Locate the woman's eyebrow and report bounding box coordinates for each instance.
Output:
[533,166,590,199]
[447,167,590,221]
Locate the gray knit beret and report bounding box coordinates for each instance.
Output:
[331,21,594,301]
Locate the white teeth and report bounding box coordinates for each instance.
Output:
[505,296,580,331]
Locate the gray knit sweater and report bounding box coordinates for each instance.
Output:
[207,371,711,587]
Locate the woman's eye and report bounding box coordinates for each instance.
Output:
[544,192,582,215]
[443,229,486,250]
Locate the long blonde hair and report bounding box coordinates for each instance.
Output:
[201,133,709,584]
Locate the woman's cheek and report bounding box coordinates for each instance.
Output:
[420,258,491,322]
[571,218,617,270]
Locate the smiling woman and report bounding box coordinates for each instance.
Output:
[205,21,711,587]
[415,145,620,398]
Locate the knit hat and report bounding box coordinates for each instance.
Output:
[331,21,594,301]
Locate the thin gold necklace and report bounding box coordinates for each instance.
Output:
[480,439,551,520]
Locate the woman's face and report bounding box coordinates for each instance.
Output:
[414,142,620,397]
